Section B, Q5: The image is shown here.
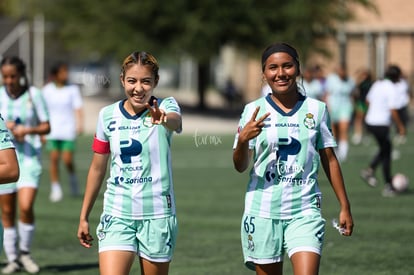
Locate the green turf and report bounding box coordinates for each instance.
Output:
[4,130,414,274]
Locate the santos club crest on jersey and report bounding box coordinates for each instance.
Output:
[303,113,316,129]
[143,113,154,128]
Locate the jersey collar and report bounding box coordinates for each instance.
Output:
[119,96,160,120]
[265,93,306,116]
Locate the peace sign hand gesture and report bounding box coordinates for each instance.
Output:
[145,99,167,125]
[238,107,270,144]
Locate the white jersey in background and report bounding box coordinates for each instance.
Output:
[394,79,410,109]
[233,94,336,219]
[365,79,399,126]
[0,86,49,158]
[42,82,83,140]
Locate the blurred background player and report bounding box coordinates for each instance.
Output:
[360,65,406,197]
[312,64,327,100]
[0,56,50,274]
[0,114,20,256]
[233,43,353,275]
[391,67,411,160]
[301,66,324,100]
[0,114,19,185]
[351,68,373,145]
[42,62,84,202]
[325,64,356,162]
[77,51,182,275]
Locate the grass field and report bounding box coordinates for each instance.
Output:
[3,129,414,275]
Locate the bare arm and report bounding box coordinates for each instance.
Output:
[233,106,269,173]
[163,111,182,132]
[12,121,50,143]
[145,100,182,132]
[78,152,109,248]
[233,140,252,173]
[320,147,353,236]
[75,108,84,135]
[0,148,19,184]
[391,109,406,136]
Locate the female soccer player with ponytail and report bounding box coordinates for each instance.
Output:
[78,51,182,275]
[0,56,50,274]
[233,43,353,275]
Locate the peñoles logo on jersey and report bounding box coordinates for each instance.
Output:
[120,138,143,164]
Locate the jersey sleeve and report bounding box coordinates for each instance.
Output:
[316,105,337,150]
[387,84,400,110]
[92,108,110,154]
[30,87,49,123]
[0,116,14,150]
[233,104,256,150]
[159,97,182,133]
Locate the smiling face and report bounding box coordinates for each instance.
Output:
[262,52,299,96]
[1,64,22,95]
[120,63,158,114]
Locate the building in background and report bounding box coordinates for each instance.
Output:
[1,0,413,106]
[228,0,414,102]
[310,0,414,84]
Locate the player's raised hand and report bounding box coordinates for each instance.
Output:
[238,107,270,143]
[78,220,94,248]
[145,99,167,125]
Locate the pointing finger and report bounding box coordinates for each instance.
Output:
[145,102,152,112]
[152,99,159,110]
[250,106,260,122]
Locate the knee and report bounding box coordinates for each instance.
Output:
[62,154,74,167]
[1,208,15,222]
[19,206,34,222]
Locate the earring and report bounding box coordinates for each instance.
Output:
[19,77,26,86]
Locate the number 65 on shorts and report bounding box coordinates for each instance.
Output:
[241,213,325,271]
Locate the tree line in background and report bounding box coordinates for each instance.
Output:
[1,0,376,109]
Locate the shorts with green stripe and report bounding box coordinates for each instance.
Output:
[241,213,325,271]
[96,214,177,263]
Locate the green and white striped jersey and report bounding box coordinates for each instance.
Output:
[0,114,15,192]
[93,97,181,219]
[0,86,49,160]
[234,94,336,219]
[0,114,14,150]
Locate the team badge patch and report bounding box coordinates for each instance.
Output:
[143,113,154,128]
[303,113,316,129]
[247,234,255,251]
[97,231,106,241]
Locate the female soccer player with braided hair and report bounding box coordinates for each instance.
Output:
[233,43,353,275]
[0,56,50,274]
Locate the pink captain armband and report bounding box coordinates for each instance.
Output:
[92,135,110,154]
